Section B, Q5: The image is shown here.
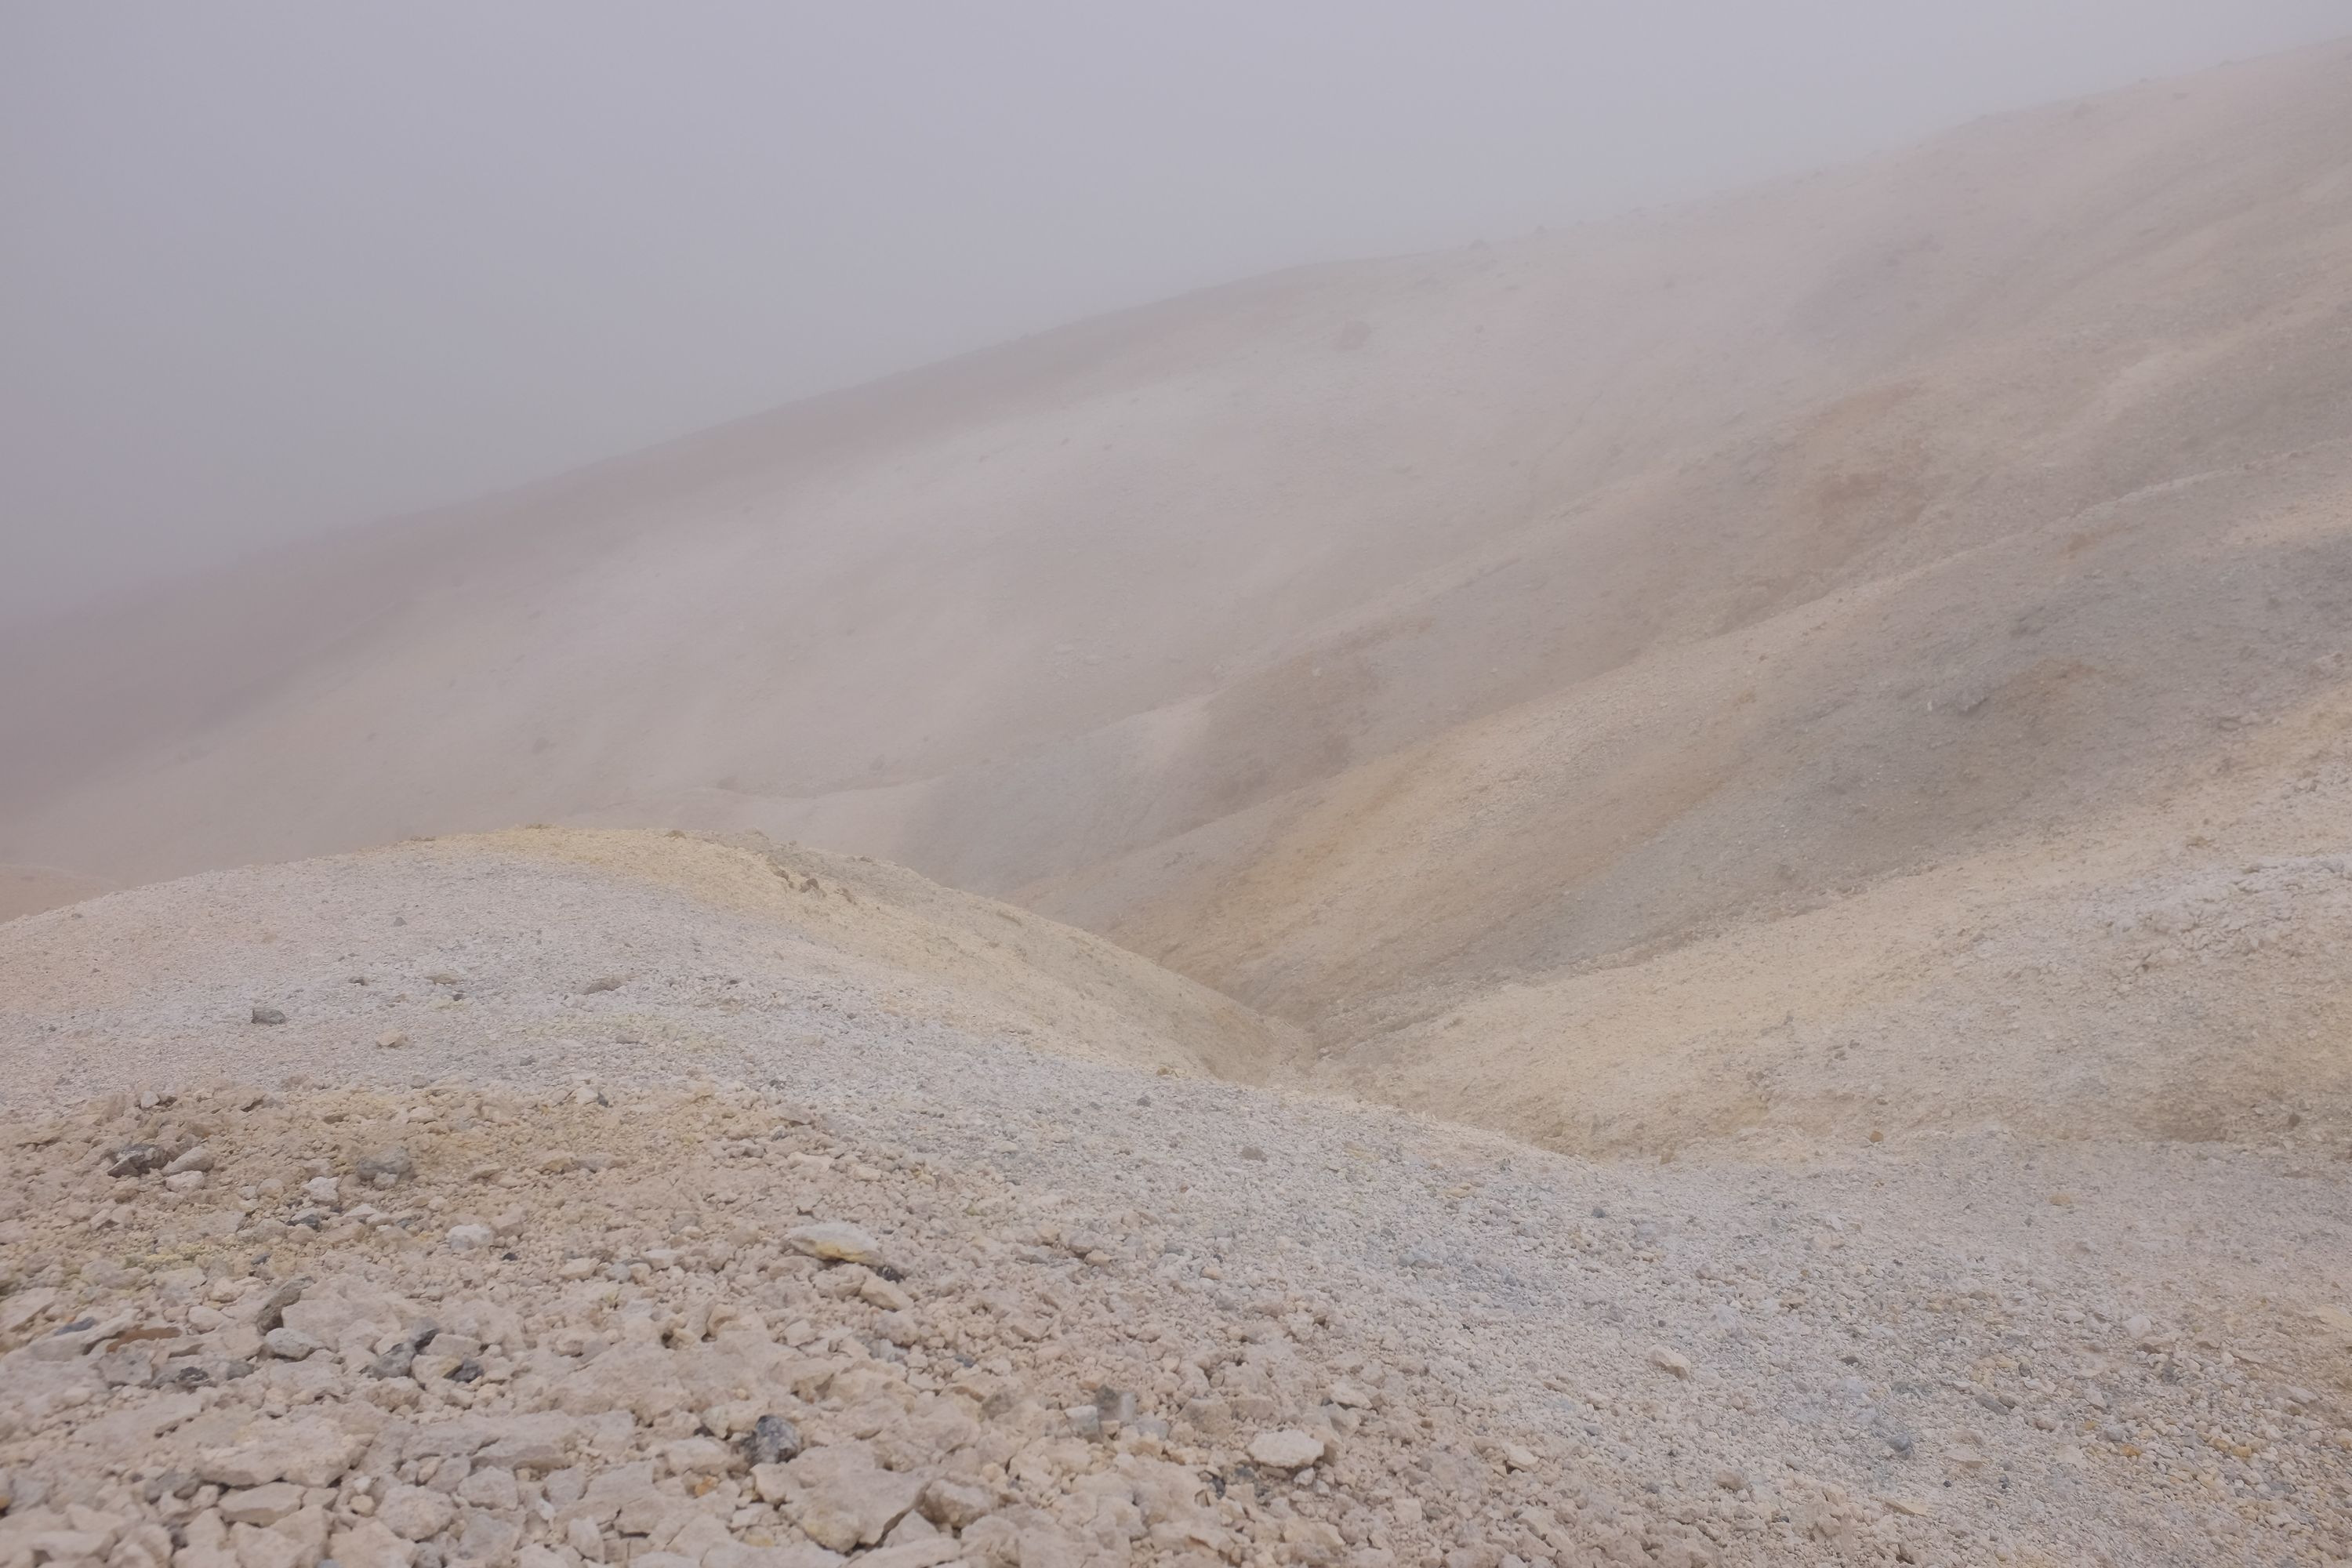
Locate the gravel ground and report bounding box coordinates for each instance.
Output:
[5,835,2350,1566]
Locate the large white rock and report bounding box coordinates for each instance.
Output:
[779,1444,924,1552]
[1245,1429,1328,1470]
[782,1222,886,1267]
[197,1419,369,1488]
[376,1486,456,1543]
[325,1520,416,1568]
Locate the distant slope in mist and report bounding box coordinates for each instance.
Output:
[0,866,111,923]
[3,42,2349,1152]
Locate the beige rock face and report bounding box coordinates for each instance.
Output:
[197,1421,370,1488]
[1243,1429,1327,1470]
[377,1486,456,1541]
[775,1445,924,1551]
[783,1222,887,1269]
[217,1484,306,1526]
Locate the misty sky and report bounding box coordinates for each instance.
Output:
[4,2,2346,625]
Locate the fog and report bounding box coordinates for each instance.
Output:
[3,1,2343,626]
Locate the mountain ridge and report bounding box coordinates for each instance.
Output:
[2,41,2348,1162]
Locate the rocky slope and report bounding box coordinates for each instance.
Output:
[1,45,2347,1159]
[0,1083,1704,1568]
[0,830,1298,1092]
[1292,665,2352,1153]
[5,833,2352,1566]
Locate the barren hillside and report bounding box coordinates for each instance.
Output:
[5,833,2350,1567]
[7,46,2348,1161]
[0,829,1297,1091]
[2,45,2343,953]
[10,32,2352,1568]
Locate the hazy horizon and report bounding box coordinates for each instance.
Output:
[5,1,2346,626]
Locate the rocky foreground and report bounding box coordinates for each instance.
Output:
[5,834,2352,1566]
[5,1076,2352,1568]
[1,1083,1734,1568]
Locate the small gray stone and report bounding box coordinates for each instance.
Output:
[745,1414,804,1467]
[1867,1409,1917,1457]
[252,1279,307,1333]
[108,1145,165,1178]
[365,1343,416,1380]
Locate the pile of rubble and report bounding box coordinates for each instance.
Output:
[0,1082,1738,1568]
